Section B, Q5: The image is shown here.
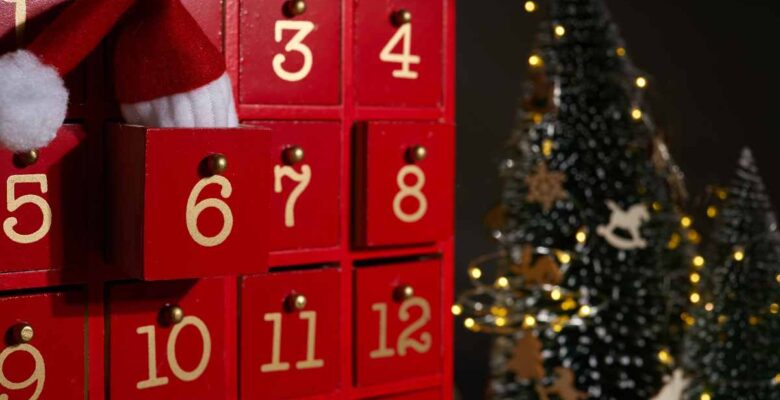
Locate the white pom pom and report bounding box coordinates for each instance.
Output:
[0,50,68,152]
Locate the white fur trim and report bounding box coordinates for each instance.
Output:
[0,50,68,152]
[121,72,239,129]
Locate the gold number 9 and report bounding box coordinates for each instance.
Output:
[0,343,46,400]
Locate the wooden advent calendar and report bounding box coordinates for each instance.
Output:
[0,0,455,399]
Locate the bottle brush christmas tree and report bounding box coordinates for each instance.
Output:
[684,148,780,400]
[456,0,691,399]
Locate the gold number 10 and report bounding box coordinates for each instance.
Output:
[3,0,26,46]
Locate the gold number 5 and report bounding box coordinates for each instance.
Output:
[3,0,26,46]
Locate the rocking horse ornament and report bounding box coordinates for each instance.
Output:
[596,200,650,250]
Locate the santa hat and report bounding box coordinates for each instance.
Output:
[0,0,238,153]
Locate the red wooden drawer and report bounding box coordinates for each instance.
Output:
[355,260,442,386]
[355,122,454,247]
[376,389,441,399]
[0,0,87,108]
[181,0,223,51]
[108,125,271,281]
[0,125,87,275]
[241,268,341,398]
[0,290,86,400]
[239,0,341,105]
[354,0,444,107]
[108,279,229,400]
[260,121,341,251]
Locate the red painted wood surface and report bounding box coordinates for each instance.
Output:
[108,279,231,400]
[0,0,456,398]
[241,268,341,398]
[0,290,86,400]
[354,0,444,108]
[355,260,442,386]
[239,0,341,105]
[251,121,342,252]
[0,125,87,275]
[107,126,272,281]
[356,122,455,247]
[378,388,442,399]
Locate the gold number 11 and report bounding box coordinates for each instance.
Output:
[3,0,26,46]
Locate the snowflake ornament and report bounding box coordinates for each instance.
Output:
[525,162,568,212]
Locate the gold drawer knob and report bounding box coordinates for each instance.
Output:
[161,304,185,326]
[406,145,427,163]
[285,0,307,17]
[9,323,34,344]
[392,9,412,26]
[13,149,39,168]
[394,285,415,302]
[204,153,228,176]
[283,145,305,165]
[286,293,308,311]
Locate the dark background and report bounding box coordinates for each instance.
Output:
[454,1,780,398]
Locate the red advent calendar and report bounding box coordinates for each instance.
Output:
[0,0,454,399]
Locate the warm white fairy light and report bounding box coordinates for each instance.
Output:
[524,1,537,13]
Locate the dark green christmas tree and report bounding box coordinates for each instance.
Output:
[456,0,691,399]
[684,148,780,400]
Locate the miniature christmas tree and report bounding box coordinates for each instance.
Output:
[456,0,691,399]
[684,148,780,400]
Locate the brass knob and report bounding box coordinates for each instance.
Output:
[13,149,39,168]
[394,285,415,302]
[161,305,184,326]
[392,9,412,26]
[204,153,228,176]
[406,145,427,163]
[283,146,305,165]
[9,323,34,344]
[284,0,307,17]
[285,293,307,312]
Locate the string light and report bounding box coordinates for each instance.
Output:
[690,292,701,304]
[680,216,693,228]
[578,305,593,317]
[556,251,572,264]
[554,25,566,37]
[775,274,779,283]
[749,316,760,326]
[528,54,543,67]
[464,318,476,330]
[690,272,701,284]
[469,266,483,279]
[718,315,728,325]
[700,393,711,400]
[550,288,562,301]
[693,255,705,268]
[774,373,780,384]
[616,47,626,57]
[575,228,588,244]
[491,306,509,318]
[652,202,662,212]
[495,317,508,327]
[561,298,578,311]
[451,304,463,316]
[667,233,681,249]
[635,77,647,88]
[705,303,714,312]
[716,188,728,200]
[524,1,537,13]
[682,313,695,326]
[771,303,779,314]
[631,108,643,120]
[706,206,718,218]
[495,276,510,289]
[687,230,702,244]
[733,247,745,262]
[658,349,672,365]
[542,139,554,157]
[523,315,537,328]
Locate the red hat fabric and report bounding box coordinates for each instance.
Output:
[0,0,238,152]
[113,0,227,104]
